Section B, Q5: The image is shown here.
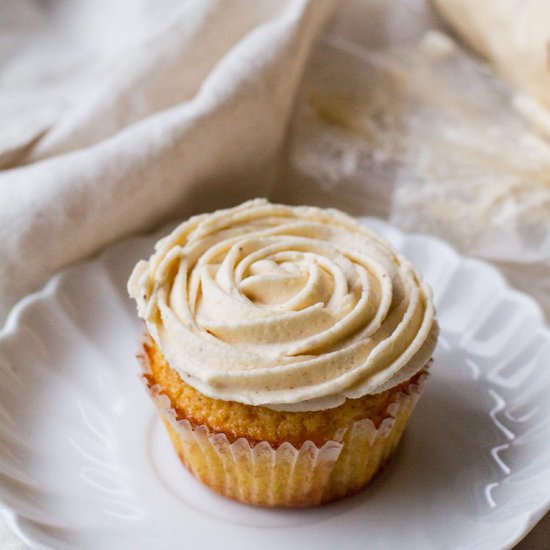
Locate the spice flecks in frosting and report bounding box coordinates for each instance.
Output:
[129,199,437,411]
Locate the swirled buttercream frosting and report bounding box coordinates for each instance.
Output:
[129,199,438,411]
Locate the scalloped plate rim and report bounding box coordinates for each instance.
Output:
[0,217,549,550]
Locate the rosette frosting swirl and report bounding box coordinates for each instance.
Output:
[129,199,438,411]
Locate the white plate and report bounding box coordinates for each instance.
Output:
[1,219,549,550]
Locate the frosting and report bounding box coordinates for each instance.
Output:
[128,199,438,411]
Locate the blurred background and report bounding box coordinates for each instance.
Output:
[1,0,549,548]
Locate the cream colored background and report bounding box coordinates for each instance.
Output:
[1,0,549,547]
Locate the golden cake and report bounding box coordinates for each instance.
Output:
[129,199,438,507]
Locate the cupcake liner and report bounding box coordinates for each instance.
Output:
[139,346,428,507]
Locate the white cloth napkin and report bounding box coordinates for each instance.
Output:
[0,2,334,546]
[1,1,549,549]
[0,0,335,325]
[432,0,550,139]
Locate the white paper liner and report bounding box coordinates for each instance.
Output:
[139,346,428,507]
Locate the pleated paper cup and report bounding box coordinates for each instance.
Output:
[140,347,427,507]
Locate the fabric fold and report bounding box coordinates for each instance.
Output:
[0,0,336,323]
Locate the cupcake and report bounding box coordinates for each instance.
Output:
[128,199,438,507]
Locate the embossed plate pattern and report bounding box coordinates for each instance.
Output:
[0,219,549,549]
